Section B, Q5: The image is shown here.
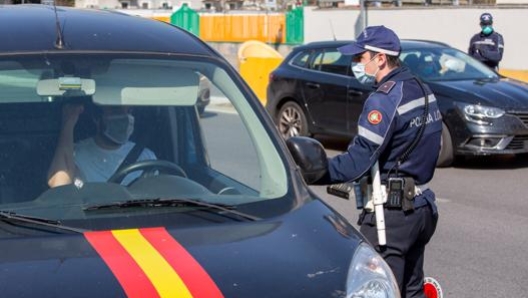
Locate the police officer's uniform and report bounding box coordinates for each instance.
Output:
[320,26,442,297]
[468,13,504,70]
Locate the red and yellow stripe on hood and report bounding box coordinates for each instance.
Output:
[85,227,224,298]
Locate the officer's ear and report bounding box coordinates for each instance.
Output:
[376,53,388,68]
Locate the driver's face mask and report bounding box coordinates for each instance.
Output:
[102,114,135,145]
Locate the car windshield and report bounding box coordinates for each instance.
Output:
[400,46,499,81]
[0,53,288,232]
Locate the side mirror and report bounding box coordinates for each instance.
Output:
[286,136,328,184]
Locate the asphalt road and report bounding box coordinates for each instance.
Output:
[311,136,528,297]
[206,102,528,297]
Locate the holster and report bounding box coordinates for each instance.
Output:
[402,177,415,212]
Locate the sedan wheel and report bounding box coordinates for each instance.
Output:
[436,122,454,167]
[277,101,308,139]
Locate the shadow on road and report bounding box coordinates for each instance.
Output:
[454,154,528,170]
[313,135,528,170]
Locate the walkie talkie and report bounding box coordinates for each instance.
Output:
[386,178,405,208]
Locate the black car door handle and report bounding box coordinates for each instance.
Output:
[306,82,320,89]
[348,90,363,96]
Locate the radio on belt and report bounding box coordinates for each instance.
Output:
[386,177,415,211]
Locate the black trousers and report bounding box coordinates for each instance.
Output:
[359,204,438,298]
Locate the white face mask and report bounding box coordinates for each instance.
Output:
[351,54,380,86]
[102,114,135,145]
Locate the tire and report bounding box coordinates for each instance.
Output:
[276,101,308,139]
[436,122,454,167]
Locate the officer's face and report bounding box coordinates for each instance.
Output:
[354,52,381,74]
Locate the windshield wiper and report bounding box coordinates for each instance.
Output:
[84,198,261,221]
[0,210,86,234]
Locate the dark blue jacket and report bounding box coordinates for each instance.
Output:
[324,67,442,186]
[468,30,504,69]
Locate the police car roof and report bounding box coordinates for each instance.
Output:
[0,4,215,56]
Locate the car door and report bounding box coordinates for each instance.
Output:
[301,48,351,135]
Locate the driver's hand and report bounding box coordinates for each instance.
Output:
[62,104,84,128]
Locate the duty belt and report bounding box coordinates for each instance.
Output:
[411,184,430,209]
[414,184,429,196]
[362,183,430,212]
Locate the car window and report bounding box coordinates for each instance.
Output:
[0,67,43,103]
[0,54,288,227]
[199,80,262,193]
[401,47,498,81]
[290,50,311,68]
[400,50,442,79]
[310,48,351,76]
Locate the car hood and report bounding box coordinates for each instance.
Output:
[429,78,528,111]
[0,200,362,297]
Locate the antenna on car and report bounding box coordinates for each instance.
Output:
[329,20,337,41]
[52,0,65,49]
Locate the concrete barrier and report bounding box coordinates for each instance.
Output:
[238,41,284,105]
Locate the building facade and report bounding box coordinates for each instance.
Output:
[75,0,202,9]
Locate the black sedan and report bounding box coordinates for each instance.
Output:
[0,4,399,298]
[266,40,528,167]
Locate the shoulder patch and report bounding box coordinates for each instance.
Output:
[367,110,383,125]
[376,81,396,94]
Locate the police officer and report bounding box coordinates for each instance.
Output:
[468,12,504,70]
[317,26,441,297]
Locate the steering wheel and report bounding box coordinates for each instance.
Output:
[108,160,187,185]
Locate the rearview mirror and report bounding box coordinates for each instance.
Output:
[37,77,96,97]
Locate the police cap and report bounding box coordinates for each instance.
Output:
[338,25,401,57]
[480,13,493,26]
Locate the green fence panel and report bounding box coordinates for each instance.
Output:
[285,7,304,44]
[170,4,200,36]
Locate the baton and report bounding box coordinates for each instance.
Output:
[370,161,386,246]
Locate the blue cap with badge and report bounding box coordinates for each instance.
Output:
[338,25,401,57]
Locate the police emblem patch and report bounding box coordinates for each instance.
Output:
[367,110,382,125]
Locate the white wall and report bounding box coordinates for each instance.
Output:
[304,7,526,70]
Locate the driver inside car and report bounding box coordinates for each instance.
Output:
[47,103,156,188]
[416,54,439,78]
